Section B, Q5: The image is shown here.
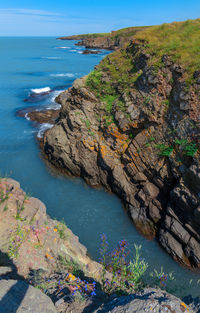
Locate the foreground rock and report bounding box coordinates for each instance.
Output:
[0,179,199,313]
[0,279,56,313]
[0,178,103,281]
[94,288,196,313]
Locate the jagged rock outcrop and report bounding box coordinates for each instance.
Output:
[0,178,103,280]
[75,36,128,50]
[57,34,128,50]
[42,39,200,269]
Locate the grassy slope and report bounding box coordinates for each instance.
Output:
[86,19,200,100]
[134,19,200,78]
[64,19,200,78]
[60,26,149,40]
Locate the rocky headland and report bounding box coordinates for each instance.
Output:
[58,26,149,50]
[41,19,200,270]
[0,178,199,312]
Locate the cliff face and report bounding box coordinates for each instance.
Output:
[75,36,128,50]
[43,25,200,270]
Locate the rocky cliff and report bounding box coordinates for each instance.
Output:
[43,19,200,270]
[1,178,198,313]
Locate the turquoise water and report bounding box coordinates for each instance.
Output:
[0,37,199,297]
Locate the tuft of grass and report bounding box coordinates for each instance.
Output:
[55,221,68,240]
[155,144,174,157]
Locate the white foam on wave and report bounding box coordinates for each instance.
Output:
[50,73,75,78]
[42,56,61,59]
[37,123,53,138]
[78,51,83,54]
[25,113,30,121]
[31,87,51,94]
[70,49,77,52]
[56,46,70,49]
[45,90,64,110]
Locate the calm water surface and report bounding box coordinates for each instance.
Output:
[0,37,199,297]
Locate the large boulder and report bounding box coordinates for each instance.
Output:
[0,279,56,313]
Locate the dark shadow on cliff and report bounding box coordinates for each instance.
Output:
[0,251,29,313]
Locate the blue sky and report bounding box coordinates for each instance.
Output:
[0,0,200,36]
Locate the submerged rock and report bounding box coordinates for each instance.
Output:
[82,49,101,54]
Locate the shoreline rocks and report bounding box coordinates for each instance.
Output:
[82,49,101,54]
[17,108,60,124]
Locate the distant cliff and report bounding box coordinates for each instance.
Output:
[58,26,149,50]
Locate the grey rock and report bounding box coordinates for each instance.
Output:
[184,164,200,194]
[93,287,195,313]
[0,279,56,313]
[133,172,147,183]
[194,206,200,225]
[159,229,185,262]
[143,183,159,198]
[148,202,161,223]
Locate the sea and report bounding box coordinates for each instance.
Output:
[0,37,199,297]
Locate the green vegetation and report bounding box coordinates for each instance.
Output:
[86,18,200,108]
[155,144,174,157]
[133,19,200,79]
[86,47,139,119]
[100,234,148,294]
[66,25,149,41]
[99,234,184,296]
[55,220,68,240]
[101,95,117,113]
[175,139,198,157]
[8,223,27,258]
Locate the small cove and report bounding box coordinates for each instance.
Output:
[0,37,199,297]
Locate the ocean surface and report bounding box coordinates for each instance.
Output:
[0,37,199,297]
